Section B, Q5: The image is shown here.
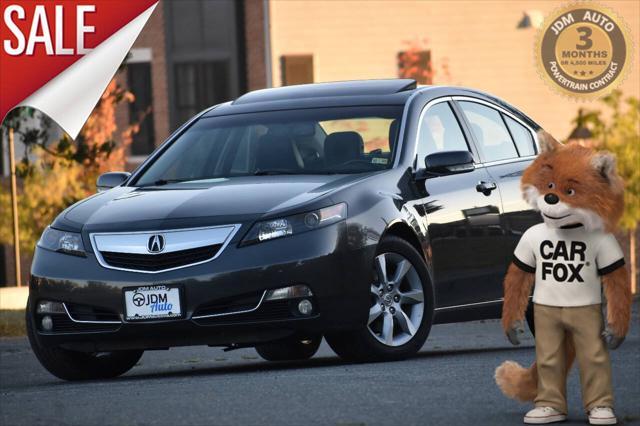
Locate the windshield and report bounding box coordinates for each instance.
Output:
[133,106,403,186]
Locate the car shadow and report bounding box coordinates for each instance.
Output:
[44,343,535,386]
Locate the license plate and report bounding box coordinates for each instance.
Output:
[124,285,182,321]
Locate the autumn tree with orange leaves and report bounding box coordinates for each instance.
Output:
[397,38,451,85]
[0,77,139,257]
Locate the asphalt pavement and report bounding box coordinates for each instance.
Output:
[1,300,638,426]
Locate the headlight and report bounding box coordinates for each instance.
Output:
[37,227,86,256]
[241,203,347,246]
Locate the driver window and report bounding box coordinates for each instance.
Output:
[417,102,469,165]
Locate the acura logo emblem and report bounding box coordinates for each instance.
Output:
[147,234,166,253]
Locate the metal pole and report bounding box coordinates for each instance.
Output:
[263,0,272,88]
[630,229,637,294]
[8,128,21,287]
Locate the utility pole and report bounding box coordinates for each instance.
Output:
[8,128,21,287]
[630,229,637,294]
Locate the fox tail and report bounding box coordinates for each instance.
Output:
[494,361,538,402]
[496,337,576,402]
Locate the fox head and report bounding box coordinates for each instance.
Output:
[521,131,624,233]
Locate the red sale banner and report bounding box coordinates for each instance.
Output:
[0,0,158,138]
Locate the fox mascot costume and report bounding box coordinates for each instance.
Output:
[495,131,632,425]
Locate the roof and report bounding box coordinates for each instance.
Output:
[200,80,540,131]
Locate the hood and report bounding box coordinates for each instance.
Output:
[60,174,369,232]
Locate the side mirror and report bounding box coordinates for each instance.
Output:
[96,172,131,192]
[424,151,475,175]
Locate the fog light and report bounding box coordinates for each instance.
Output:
[36,301,66,314]
[41,315,53,331]
[297,299,313,315]
[265,285,313,301]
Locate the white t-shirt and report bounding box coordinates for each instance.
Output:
[513,223,625,307]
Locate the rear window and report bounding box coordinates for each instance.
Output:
[504,115,536,156]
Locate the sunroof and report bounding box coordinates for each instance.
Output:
[232,79,417,105]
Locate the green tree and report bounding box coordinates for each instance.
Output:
[574,90,640,292]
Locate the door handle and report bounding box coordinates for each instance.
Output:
[476,181,497,196]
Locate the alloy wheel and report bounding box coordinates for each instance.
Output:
[367,252,425,347]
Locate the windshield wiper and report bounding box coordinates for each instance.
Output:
[138,178,197,187]
[252,169,348,176]
[253,169,302,176]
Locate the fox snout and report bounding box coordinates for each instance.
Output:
[543,193,559,205]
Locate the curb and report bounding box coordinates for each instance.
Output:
[0,287,29,310]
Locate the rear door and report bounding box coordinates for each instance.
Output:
[415,99,504,308]
[454,98,542,300]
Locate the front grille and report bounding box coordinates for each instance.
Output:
[100,244,222,271]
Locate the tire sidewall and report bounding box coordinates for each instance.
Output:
[26,298,142,380]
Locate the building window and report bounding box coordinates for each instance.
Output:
[165,0,243,130]
[127,62,155,156]
[174,61,230,125]
[397,50,432,85]
[280,55,314,86]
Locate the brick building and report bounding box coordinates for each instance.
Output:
[115,0,270,168]
[266,0,639,139]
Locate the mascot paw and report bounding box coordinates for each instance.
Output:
[602,327,625,350]
[506,320,525,345]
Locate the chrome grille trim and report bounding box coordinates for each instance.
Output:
[90,224,241,274]
[63,303,121,324]
[191,291,267,320]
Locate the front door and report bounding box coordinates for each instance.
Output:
[415,100,504,308]
[454,99,545,303]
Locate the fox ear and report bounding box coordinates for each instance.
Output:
[537,130,562,153]
[591,151,617,182]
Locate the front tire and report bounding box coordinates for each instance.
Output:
[255,334,322,361]
[326,235,434,362]
[26,301,143,381]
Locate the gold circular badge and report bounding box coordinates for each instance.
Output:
[536,2,633,99]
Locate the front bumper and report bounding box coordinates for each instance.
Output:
[29,222,374,351]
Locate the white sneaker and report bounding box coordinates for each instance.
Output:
[524,406,567,424]
[588,407,617,425]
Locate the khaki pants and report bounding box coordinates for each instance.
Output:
[534,303,614,413]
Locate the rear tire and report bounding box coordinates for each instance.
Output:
[255,334,322,361]
[26,300,143,381]
[326,235,434,362]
